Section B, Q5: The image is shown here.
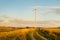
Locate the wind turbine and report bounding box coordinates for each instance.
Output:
[34,6,38,27]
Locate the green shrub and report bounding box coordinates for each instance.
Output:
[36,29,58,40]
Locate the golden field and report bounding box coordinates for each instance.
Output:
[0,27,60,40]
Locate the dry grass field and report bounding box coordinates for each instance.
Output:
[0,27,60,40]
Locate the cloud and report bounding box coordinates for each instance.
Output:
[50,8,60,14]
[0,14,60,27]
[0,14,21,22]
[36,6,60,15]
[0,14,12,19]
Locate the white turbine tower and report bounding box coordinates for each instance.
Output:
[34,6,38,27]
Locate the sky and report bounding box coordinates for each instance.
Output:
[0,0,60,21]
